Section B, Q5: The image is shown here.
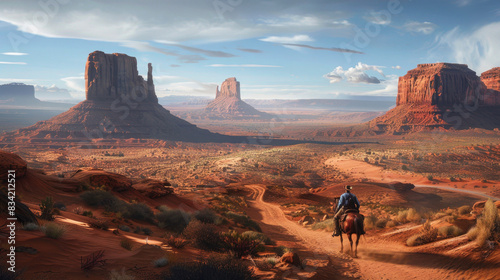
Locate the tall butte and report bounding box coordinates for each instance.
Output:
[204,77,271,119]
[371,63,500,133]
[3,51,225,142]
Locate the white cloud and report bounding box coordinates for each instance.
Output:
[0,78,34,83]
[0,61,26,65]
[208,64,282,68]
[403,21,437,35]
[324,62,386,84]
[364,12,391,25]
[392,65,401,69]
[2,52,28,56]
[436,22,500,72]
[61,76,85,93]
[259,35,314,44]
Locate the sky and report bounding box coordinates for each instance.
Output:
[0,0,499,100]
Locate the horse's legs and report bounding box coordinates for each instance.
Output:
[339,233,343,253]
[347,234,353,256]
[354,233,360,258]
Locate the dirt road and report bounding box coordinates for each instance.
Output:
[246,184,479,280]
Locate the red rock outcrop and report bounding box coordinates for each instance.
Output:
[480,67,500,106]
[2,51,229,142]
[371,63,500,133]
[0,150,27,178]
[204,77,272,119]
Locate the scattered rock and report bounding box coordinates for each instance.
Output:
[298,216,315,225]
[280,252,302,268]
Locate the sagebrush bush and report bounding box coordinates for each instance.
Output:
[194,208,219,224]
[274,245,292,257]
[80,190,124,212]
[154,257,169,268]
[406,220,437,246]
[109,268,135,280]
[22,222,39,231]
[467,199,500,246]
[396,208,421,224]
[222,231,263,259]
[123,203,154,223]
[225,212,261,232]
[183,220,224,251]
[165,235,189,249]
[241,231,275,245]
[438,225,464,238]
[43,223,66,239]
[161,256,258,280]
[312,219,334,231]
[120,239,133,251]
[375,219,388,228]
[156,206,191,233]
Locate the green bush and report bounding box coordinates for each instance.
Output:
[467,199,500,246]
[183,220,224,252]
[154,257,169,268]
[438,226,464,238]
[156,206,191,233]
[225,212,261,232]
[120,239,133,251]
[241,231,275,245]
[80,190,124,212]
[123,203,154,223]
[43,223,66,239]
[222,231,263,259]
[22,223,39,231]
[274,246,292,257]
[161,256,258,280]
[82,210,94,218]
[194,208,219,224]
[40,196,55,221]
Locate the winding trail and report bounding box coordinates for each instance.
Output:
[246,184,478,280]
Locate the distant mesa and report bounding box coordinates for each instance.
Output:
[1,51,229,142]
[204,77,273,119]
[0,83,41,106]
[371,63,500,133]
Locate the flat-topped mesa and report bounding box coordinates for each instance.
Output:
[396,63,482,107]
[0,83,36,101]
[216,77,240,100]
[85,51,157,103]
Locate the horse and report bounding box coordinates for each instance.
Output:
[339,210,365,258]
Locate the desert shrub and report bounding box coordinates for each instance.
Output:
[89,220,109,231]
[40,196,55,221]
[53,202,66,211]
[364,215,378,230]
[274,246,292,257]
[241,231,275,245]
[433,212,449,220]
[449,176,457,182]
[406,220,438,246]
[118,225,131,232]
[82,210,94,218]
[161,256,258,280]
[80,190,125,212]
[402,165,408,171]
[165,235,189,249]
[134,226,152,236]
[467,199,500,246]
[458,205,472,215]
[43,222,66,239]
[22,222,39,231]
[222,231,263,258]
[427,175,434,181]
[225,212,261,232]
[386,220,397,228]
[156,206,191,233]
[109,268,135,280]
[265,255,280,266]
[312,219,334,231]
[183,220,224,251]
[438,226,464,238]
[120,239,133,251]
[375,219,388,228]
[122,203,154,223]
[194,208,219,224]
[153,257,169,268]
[396,208,421,224]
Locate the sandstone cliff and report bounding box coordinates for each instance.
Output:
[204,77,272,119]
[480,67,500,106]
[2,51,228,142]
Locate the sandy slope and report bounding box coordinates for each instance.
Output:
[245,184,499,280]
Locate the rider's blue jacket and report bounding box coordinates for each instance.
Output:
[337,192,360,210]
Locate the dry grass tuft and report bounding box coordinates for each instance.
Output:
[467,199,500,247]
[406,220,438,246]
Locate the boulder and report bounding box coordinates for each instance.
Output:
[280,252,302,268]
[298,215,315,225]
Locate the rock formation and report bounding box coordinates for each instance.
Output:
[2,51,229,142]
[204,77,272,119]
[371,63,500,133]
[0,83,38,104]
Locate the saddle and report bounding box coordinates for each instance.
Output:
[341,209,360,222]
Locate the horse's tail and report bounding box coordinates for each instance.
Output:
[354,214,365,236]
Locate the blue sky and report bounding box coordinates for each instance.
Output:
[0,0,499,100]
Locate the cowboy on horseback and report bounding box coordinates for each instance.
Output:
[332,185,360,237]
